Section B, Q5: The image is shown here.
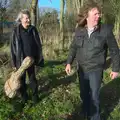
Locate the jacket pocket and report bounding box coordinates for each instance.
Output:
[75,36,84,47]
[94,36,104,48]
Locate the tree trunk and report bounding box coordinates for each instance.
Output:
[66,0,74,15]
[0,23,3,41]
[0,7,6,42]
[31,0,38,26]
[74,0,83,28]
[0,14,3,37]
[114,15,120,45]
[76,0,81,14]
[60,0,65,49]
[73,0,84,14]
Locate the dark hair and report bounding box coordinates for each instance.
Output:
[77,1,101,27]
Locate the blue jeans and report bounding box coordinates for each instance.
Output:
[78,68,103,120]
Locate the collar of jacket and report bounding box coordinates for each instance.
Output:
[79,24,101,35]
[15,24,34,35]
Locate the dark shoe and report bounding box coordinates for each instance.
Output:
[12,101,25,112]
[32,95,39,105]
[21,93,28,104]
[86,116,91,120]
[80,104,90,120]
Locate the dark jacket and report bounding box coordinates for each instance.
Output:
[67,24,120,72]
[11,24,43,68]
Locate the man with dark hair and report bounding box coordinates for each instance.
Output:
[11,9,44,106]
[65,2,119,120]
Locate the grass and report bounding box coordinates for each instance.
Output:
[0,56,120,120]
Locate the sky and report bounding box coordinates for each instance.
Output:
[38,0,60,11]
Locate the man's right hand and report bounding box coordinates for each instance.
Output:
[65,64,71,75]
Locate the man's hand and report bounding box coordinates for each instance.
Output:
[65,64,71,75]
[110,71,119,79]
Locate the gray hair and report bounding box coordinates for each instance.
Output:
[15,9,30,24]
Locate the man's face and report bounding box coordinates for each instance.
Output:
[87,8,101,27]
[21,14,30,27]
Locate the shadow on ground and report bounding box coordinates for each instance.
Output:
[64,77,120,120]
[36,60,77,100]
[100,77,120,120]
[38,71,77,101]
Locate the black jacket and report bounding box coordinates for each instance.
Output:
[67,24,120,72]
[11,24,43,68]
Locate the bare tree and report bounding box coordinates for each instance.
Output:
[30,0,38,26]
[30,0,51,26]
[0,0,9,40]
[74,0,82,14]
[66,0,75,15]
[60,0,65,49]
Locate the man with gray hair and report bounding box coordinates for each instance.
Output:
[11,9,44,107]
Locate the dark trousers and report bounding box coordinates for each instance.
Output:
[19,64,38,102]
[78,68,103,120]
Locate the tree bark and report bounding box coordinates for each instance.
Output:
[31,0,38,26]
[60,0,65,49]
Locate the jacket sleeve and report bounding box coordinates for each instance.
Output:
[66,31,78,65]
[106,27,120,72]
[10,30,16,67]
[33,27,44,64]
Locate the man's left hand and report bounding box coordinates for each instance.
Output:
[110,71,119,80]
